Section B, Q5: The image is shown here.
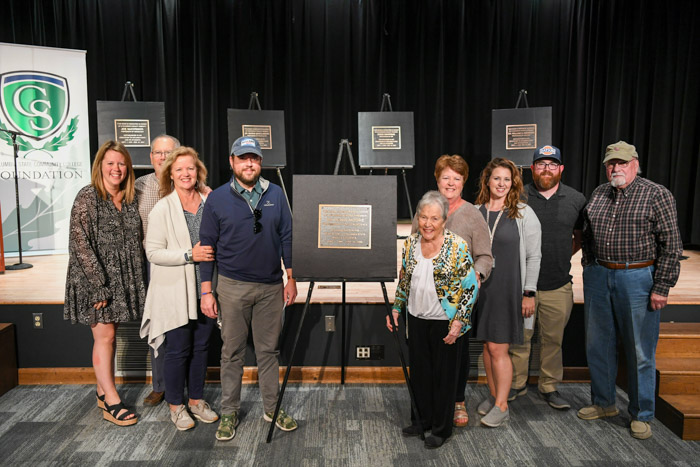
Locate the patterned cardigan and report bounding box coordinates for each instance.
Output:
[392,229,478,337]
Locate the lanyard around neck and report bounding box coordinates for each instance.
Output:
[485,203,505,246]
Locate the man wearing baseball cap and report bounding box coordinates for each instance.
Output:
[508,145,586,410]
[199,136,298,441]
[578,141,682,439]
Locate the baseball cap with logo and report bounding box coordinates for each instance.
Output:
[602,141,638,164]
[231,136,263,158]
[533,145,562,163]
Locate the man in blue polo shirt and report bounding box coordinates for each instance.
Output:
[199,136,297,441]
[508,145,586,410]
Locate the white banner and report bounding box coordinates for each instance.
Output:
[0,43,90,254]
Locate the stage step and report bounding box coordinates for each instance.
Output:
[656,395,700,441]
[656,323,700,357]
[655,323,700,440]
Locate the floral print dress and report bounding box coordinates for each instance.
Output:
[64,185,146,325]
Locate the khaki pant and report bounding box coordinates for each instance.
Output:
[217,275,284,414]
[509,282,573,393]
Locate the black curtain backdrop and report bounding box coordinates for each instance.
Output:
[2,0,699,243]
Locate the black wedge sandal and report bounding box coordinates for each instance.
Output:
[103,401,138,426]
[96,391,106,410]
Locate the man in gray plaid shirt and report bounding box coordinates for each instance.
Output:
[578,141,682,440]
[136,134,181,406]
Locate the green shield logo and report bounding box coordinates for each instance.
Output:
[0,71,69,139]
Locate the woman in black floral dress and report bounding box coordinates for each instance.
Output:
[64,140,146,426]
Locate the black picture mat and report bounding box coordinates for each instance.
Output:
[227,109,287,168]
[292,175,397,281]
[491,107,552,166]
[96,101,166,168]
[358,112,415,168]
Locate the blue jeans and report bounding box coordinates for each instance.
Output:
[583,263,660,422]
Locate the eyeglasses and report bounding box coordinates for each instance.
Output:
[534,161,560,170]
[152,150,171,158]
[253,209,263,234]
[605,160,631,169]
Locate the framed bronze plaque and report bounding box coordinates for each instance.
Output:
[293,175,396,281]
[228,109,286,168]
[317,204,372,249]
[114,119,151,147]
[358,112,414,168]
[491,107,552,166]
[96,101,166,168]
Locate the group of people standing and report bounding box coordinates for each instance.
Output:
[63,135,682,447]
[64,135,297,440]
[391,142,682,449]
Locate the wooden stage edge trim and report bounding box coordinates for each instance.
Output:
[18,366,592,386]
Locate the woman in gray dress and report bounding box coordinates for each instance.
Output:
[64,140,146,426]
[473,158,541,427]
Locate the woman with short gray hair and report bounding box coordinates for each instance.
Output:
[388,191,478,449]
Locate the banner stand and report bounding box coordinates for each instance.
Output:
[1,128,38,270]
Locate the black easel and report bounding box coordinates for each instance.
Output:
[368,93,414,220]
[247,91,293,216]
[515,89,529,109]
[514,89,532,172]
[121,81,138,102]
[332,139,358,175]
[1,128,40,270]
[266,279,423,442]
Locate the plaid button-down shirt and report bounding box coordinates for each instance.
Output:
[582,176,682,296]
[135,172,160,241]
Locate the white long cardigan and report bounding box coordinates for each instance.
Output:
[139,190,206,356]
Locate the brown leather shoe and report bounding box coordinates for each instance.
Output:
[143,391,164,406]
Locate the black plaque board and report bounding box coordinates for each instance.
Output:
[358,112,415,168]
[491,107,552,166]
[96,101,166,168]
[293,175,397,281]
[227,109,287,168]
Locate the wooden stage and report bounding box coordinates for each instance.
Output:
[2,223,700,306]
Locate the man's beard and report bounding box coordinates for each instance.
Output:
[234,168,261,187]
[533,170,561,190]
[610,172,626,188]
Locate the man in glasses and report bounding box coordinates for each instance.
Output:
[136,134,181,407]
[199,136,297,441]
[578,141,682,440]
[508,145,586,411]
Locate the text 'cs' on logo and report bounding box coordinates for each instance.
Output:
[1,71,69,139]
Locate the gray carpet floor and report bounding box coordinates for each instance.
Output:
[0,383,698,466]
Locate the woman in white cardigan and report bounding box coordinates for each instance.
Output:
[140,147,218,431]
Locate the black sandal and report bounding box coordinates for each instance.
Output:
[103,401,138,426]
[96,391,106,410]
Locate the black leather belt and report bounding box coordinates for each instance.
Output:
[597,259,654,270]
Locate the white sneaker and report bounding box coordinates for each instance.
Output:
[171,404,195,431]
[189,400,219,423]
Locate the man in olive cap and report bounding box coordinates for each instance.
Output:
[578,141,682,440]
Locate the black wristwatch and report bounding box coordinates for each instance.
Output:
[523,290,536,298]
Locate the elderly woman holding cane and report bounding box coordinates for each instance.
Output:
[412,155,493,427]
[140,147,218,431]
[64,140,146,426]
[388,191,478,449]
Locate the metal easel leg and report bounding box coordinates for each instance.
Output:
[266,282,315,443]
